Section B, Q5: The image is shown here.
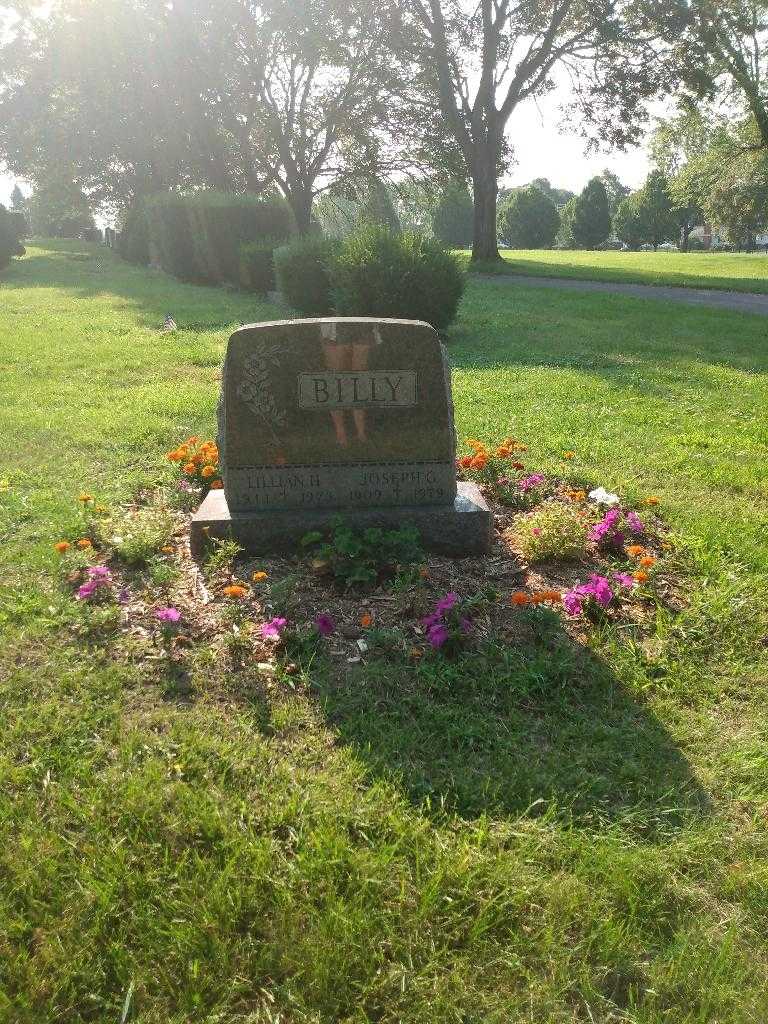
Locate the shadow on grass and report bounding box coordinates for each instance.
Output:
[314,609,709,834]
[5,242,281,329]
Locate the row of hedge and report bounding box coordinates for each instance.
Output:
[119,192,292,288]
[275,227,465,332]
[0,204,25,270]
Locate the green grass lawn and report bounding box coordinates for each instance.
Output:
[2,240,768,1023]
[466,247,768,293]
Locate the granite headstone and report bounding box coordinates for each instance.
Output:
[191,318,492,557]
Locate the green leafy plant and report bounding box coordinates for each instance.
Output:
[239,236,286,293]
[203,538,243,578]
[301,519,424,587]
[274,236,340,315]
[514,501,587,562]
[331,226,465,331]
[96,505,177,567]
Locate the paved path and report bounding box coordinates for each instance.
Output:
[482,273,768,317]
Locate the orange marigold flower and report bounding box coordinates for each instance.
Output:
[562,451,575,460]
[76,538,92,549]
[470,454,488,470]
[201,465,216,478]
[541,590,562,603]
[183,463,197,475]
[409,647,423,659]
[54,541,71,554]
[161,545,174,554]
[626,544,645,558]
[167,450,184,462]
[639,556,656,568]
[458,455,473,469]
[633,570,649,583]
[360,612,373,628]
[209,479,224,490]
[78,493,93,503]
[496,446,512,458]
[186,436,199,446]
[645,496,661,506]
[511,592,530,606]
[252,571,268,582]
[510,461,525,471]
[223,584,248,599]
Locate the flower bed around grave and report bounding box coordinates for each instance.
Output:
[48,433,684,692]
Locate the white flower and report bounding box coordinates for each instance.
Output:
[588,487,620,506]
[111,535,125,545]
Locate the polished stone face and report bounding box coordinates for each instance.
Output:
[219,318,457,512]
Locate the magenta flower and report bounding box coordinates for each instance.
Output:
[426,623,450,648]
[315,613,336,636]
[562,590,584,616]
[435,592,460,615]
[75,565,113,601]
[626,511,646,534]
[155,606,181,625]
[519,473,545,493]
[613,572,636,589]
[261,616,287,639]
[563,574,615,616]
[587,574,613,607]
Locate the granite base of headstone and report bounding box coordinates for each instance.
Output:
[190,317,493,559]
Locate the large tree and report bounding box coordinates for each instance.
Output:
[639,1,768,149]
[402,0,655,261]
[176,0,399,233]
[0,0,220,211]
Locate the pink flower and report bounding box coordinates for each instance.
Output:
[562,590,584,616]
[626,511,646,534]
[435,592,460,615]
[426,623,450,648]
[315,613,335,636]
[613,572,636,589]
[155,606,181,624]
[261,617,287,639]
[519,473,545,493]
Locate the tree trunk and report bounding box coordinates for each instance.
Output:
[680,224,690,252]
[471,148,500,262]
[288,188,314,236]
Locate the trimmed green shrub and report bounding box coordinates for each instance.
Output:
[148,194,199,280]
[240,237,284,293]
[332,227,465,331]
[0,203,25,270]
[274,236,340,315]
[497,186,560,248]
[187,192,291,284]
[118,202,150,265]
[146,192,292,283]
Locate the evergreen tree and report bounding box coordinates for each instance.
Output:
[359,177,401,234]
[28,177,95,238]
[9,184,28,236]
[599,169,630,215]
[613,171,678,250]
[431,184,473,248]
[570,177,611,249]
[555,196,578,248]
[0,203,25,269]
[497,186,560,249]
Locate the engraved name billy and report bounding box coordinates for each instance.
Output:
[298,371,417,409]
